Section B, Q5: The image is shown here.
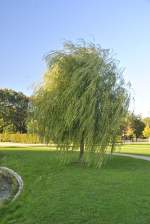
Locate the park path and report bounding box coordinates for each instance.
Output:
[0,142,46,147]
[113,153,150,161]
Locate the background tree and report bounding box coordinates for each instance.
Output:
[143,117,150,142]
[33,41,130,167]
[0,89,29,133]
[143,117,150,127]
[27,119,39,134]
[143,126,150,139]
[126,127,134,140]
[120,113,133,140]
[130,114,145,140]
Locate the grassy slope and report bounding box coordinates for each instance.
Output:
[0,148,150,224]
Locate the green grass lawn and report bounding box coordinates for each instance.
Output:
[118,144,150,156]
[0,146,150,224]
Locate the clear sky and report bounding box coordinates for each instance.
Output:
[0,0,150,117]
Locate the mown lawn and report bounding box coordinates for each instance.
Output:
[0,147,150,224]
[118,144,150,156]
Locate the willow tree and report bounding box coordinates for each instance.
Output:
[33,41,130,167]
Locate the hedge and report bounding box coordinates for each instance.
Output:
[0,133,40,144]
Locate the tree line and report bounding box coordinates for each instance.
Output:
[0,89,29,133]
[0,89,149,141]
[121,113,150,141]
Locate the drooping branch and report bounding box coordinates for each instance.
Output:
[33,41,130,167]
[79,132,84,161]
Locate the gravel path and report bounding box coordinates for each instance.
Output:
[0,142,46,147]
[113,153,150,161]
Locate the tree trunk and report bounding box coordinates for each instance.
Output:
[79,133,84,161]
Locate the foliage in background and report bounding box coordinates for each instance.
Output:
[143,117,150,127]
[0,89,29,133]
[143,126,150,138]
[33,41,130,167]
[126,127,134,139]
[143,117,150,140]
[27,119,39,134]
[120,114,133,140]
[130,114,145,139]
[0,133,40,143]
[120,113,147,141]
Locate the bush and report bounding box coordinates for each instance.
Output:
[0,133,40,144]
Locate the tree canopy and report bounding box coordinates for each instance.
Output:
[143,126,150,138]
[130,114,145,139]
[0,89,29,133]
[143,117,150,139]
[33,41,130,167]
[120,113,148,141]
[143,117,150,127]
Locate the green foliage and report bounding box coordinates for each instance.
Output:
[3,124,15,133]
[121,113,147,140]
[0,133,40,143]
[130,114,145,139]
[0,89,29,133]
[126,127,134,138]
[143,126,150,138]
[27,119,39,134]
[33,41,130,167]
[0,118,4,131]
[120,114,133,140]
[143,117,150,127]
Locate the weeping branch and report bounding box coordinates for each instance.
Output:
[33,41,130,167]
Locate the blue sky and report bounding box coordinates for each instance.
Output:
[0,0,150,117]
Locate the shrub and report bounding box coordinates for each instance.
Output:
[0,133,40,144]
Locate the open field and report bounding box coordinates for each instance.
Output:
[117,144,150,156]
[0,146,150,224]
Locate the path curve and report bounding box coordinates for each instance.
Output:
[113,153,150,161]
